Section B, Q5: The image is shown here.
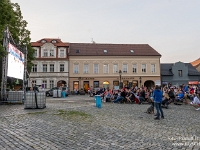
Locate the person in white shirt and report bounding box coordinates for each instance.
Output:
[190,93,200,110]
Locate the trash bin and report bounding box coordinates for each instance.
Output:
[62,91,66,98]
[95,95,102,108]
[53,89,61,98]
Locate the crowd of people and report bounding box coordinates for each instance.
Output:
[91,84,200,119]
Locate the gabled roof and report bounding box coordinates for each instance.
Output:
[161,63,200,76]
[161,64,173,76]
[69,43,161,56]
[31,38,69,47]
[191,58,200,67]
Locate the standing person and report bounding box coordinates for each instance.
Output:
[153,85,164,120]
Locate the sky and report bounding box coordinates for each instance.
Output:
[11,0,200,63]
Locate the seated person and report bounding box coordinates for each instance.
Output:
[113,89,126,103]
[126,89,134,103]
[190,93,200,110]
[162,92,170,108]
[103,89,112,102]
[175,90,184,102]
[139,88,145,103]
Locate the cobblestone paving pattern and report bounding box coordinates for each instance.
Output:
[0,95,199,150]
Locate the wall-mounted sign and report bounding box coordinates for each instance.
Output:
[80,77,94,80]
[121,77,134,80]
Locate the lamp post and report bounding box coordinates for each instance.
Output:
[119,70,122,89]
[139,76,142,87]
[78,77,81,90]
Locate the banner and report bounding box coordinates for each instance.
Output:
[7,43,24,80]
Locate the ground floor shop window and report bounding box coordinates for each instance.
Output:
[132,80,138,88]
[93,81,99,88]
[123,80,128,87]
[73,81,79,90]
[83,81,89,92]
[113,81,119,86]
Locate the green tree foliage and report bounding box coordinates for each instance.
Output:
[0,0,34,73]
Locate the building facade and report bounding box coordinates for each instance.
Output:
[69,43,161,92]
[30,38,69,89]
[161,61,200,86]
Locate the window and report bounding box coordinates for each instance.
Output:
[43,49,48,57]
[60,50,64,57]
[103,64,108,73]
[60,64,64,72]
[41,40,46,43]
[43,64,47,72]
[94,64,99,74]
[50,64,54,72]
[32,64,37,72]
[50,80,54,89]
[178,70,182,77]
[113,64,118,73]
[132,64,137,73]
[151,64,156,73]
[84,64,89,73]
[142,64,146,73]
[32,80,36,86]
[76,50,80,53]
[52,40,57,43]
[42,80,47,88]
[123,64,128,73]
[93,81,99,88]
[74,64,79,74]
[50,49,54,56]
[34,49,37,57]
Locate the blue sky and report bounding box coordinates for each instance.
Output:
[12,0,200,63]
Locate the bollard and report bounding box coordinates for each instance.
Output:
[95,95,102,108]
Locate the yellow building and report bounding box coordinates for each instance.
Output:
[69,43,161,92]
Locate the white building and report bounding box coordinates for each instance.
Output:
[30,38,69,90]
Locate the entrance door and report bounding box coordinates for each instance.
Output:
[83,81,89,92]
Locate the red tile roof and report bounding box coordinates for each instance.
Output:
[191,58,200,67]
[31,38,69,47]
[69,43,161,56]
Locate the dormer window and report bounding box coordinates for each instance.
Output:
[130,50,134,53]
[52,40,57,43]
[76,49,80,53]
[41,40,46,43]
[104,50,107,53]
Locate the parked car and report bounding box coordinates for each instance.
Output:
[46,87,69,97]
[17,87,39,92]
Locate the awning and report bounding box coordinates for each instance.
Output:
[188,81,199,85]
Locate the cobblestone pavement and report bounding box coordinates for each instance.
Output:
[0,95,199,150]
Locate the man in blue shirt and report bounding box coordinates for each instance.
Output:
[153,85,164,120]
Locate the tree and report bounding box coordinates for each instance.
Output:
[0,0,34,87]
[0,0,34,72]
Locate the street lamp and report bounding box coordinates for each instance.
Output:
[139,76,142,87]
[78,77,81,89]
[119,70,122,89]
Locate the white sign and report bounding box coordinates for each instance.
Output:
[155,80,161,86]
[7,43,24,80]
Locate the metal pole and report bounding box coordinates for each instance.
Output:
[23,46,27,103]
